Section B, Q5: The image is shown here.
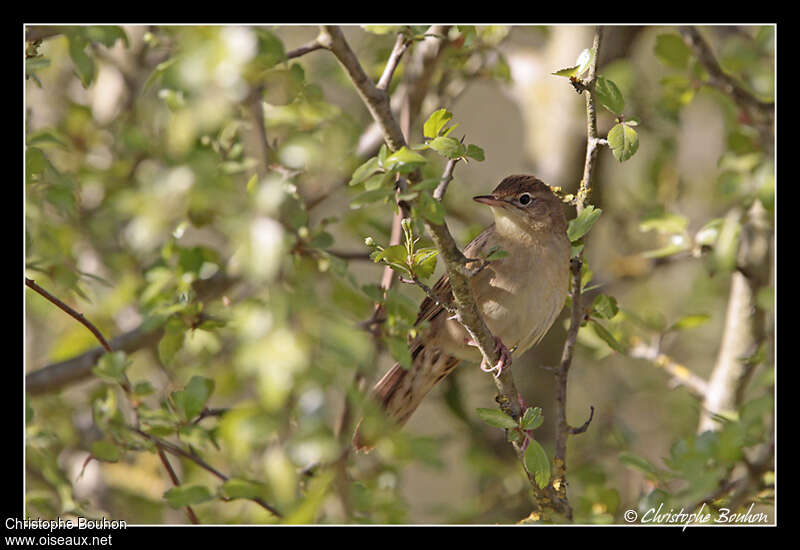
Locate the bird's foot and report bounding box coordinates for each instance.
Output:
[469,336,512,378]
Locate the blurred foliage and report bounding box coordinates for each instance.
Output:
[25,25,773,525]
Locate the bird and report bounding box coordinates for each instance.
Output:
[354,174,571,451]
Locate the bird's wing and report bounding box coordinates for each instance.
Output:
[414,224,495,326]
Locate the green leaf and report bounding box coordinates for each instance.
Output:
[387,335,412,370]
[567,205,602,242]
[484,246,509,262]
[348,157,381,186]
[158,319,185,367]
[523,439,551,489]
[607,122,639,162]
[92,351,129,384]
[619,452,659,479]
[654,34,691,69]
[428,136,466,159]
[476,408,518,429]
[552,65,580,78]
[363,171,393,191]
[163,485,214,508]
[65,31,95,88]
[349,188,394,209]
[372,244,409,266]
[639,212,689,235]
[85,26,129,48]
[465,144,485,161]
[423,108,454,139]
[144,57,178,92]
[91,440,122,462]
[412,248,439,280]
[220,478,265,500]
[669,313,710,331]
[384,147,428,173]
[416,191,446,225]
[592,294,619,320]
[589,320,627,354]
[574,48,594,77]
[595,76,625,114]
[521,407,544,430]
[172,376,215,421]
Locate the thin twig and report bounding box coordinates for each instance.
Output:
[25,278,112,352]
[157,448,200,524]
[552,26,605,519]
[286,37,325,60]
[131,427,284,518]
[377,32,411,91]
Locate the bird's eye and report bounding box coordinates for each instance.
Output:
[518,193,532,206]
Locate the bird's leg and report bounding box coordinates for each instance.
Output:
[468,335,512,378]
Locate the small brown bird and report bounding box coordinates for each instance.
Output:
[355,175,571,450]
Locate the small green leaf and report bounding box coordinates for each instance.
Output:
[91,440,122,462]
[595,76,625,114]
[349,188,394,209]
[220,478,265,500]
[412,248,439,280]
[589,320,627,354]
[416,191,446,225]
[172,376,215,421]
[476,408,518,429]
[552,65,580,78]
[591,294,619,320]
[567,205,602,242]
[65,30,96,88]
[607,122,639,162]
[387,335,412,370]
[428,136,466,159]
[158,319,185,367]
[619,452,659,479]
[524,439,551,489]
[92,351,129,384]
[372,244,409,266]
[349,157,381,186]
[423,108,454,139]
[384,147,428,173]
[654,34,691,69]
[484,246,509,262]
[574,48,594,77]
[669,313,710,331]
[465,144,485,161]
[163,485,214,508]
[521,407,544,430]
[639,212,689,235]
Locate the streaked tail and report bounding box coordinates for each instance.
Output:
[353,345,460,451]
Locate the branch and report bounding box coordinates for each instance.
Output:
[318,26,407,152]
[26,273,238,395]
[551,26,604,518]
[285,37,325,60]
[131,426,283,518]
[678,26,774,118]
[376,32,411,91]
[156,448,200,524]
[629,340,710,397]
[25,278,112,352]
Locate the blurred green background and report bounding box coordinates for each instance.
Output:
[24,25,774,525]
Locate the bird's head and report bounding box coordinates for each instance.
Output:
[473,175,567,238]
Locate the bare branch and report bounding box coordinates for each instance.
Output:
[551,26,604,518]
[131,426,283,518]
[285,37,325,60]
[26,273,238,396]
[25,278,112,353]
[376,32,411,91]
[156,448,200,524]
[319,26,406,152]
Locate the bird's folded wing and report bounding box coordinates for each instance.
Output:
[414,224,495,326]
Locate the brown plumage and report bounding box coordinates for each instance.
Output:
[354,175,570,450]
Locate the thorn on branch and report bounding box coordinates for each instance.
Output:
[568,406,595,435]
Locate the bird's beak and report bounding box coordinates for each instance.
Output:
[473,194,507,207]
